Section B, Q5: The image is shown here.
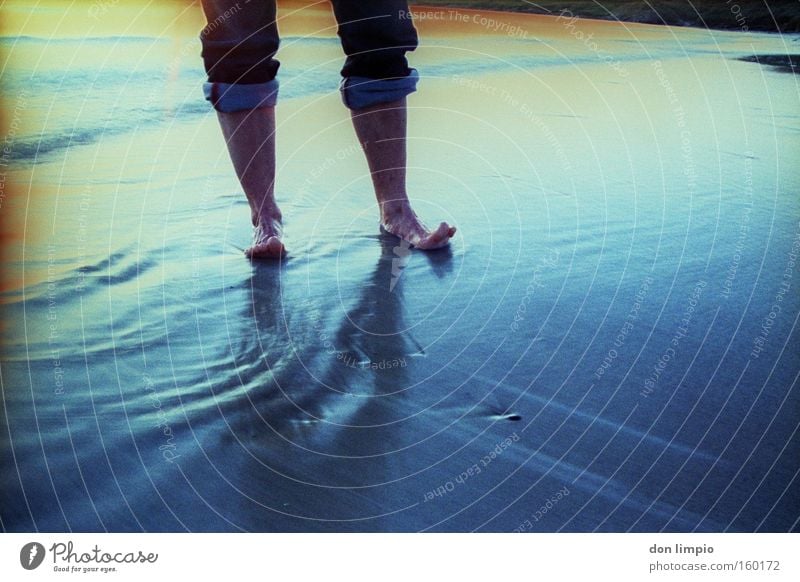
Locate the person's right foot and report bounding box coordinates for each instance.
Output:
[245,217,285,259]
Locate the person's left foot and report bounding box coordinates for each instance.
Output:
[245,217,285,259]
[381,203,456,250]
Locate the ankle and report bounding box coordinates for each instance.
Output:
[380,198,411,221]
[252,206,282,227]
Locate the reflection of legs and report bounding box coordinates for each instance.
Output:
[200,0,284,258]
[333,0,456,249]
[351,100,456,249]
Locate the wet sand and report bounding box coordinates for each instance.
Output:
[1,1,799,531]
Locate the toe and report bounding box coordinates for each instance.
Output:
[417,222,454,250]
[266,237,285,256]
[246,236,285,259]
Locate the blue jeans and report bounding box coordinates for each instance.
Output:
[200,0,419,112]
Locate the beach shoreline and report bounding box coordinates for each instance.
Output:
[412,1,800,33]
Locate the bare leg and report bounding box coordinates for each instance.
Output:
[351,98,456,250]
[217,108,285,258]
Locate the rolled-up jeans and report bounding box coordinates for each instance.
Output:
[200,0,419,112]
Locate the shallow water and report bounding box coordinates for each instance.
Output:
[1,2,799,531]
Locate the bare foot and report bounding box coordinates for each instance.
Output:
[381,203,456,250]
[245,217,285,259]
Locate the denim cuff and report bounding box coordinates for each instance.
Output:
[203,79,279,113]
[340,69,419,110]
